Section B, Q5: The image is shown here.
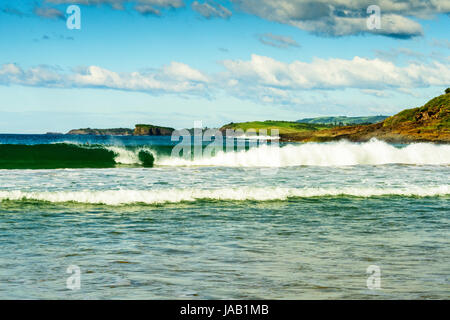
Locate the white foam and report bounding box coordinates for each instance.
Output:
[157,139,450,167]
[106,146,141,165]
[105,146,155,165]
[1,185,448,205]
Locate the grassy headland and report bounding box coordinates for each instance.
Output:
[220,91,450,143]
[220,121,332,136]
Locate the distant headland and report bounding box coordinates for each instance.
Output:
[66,124,175,136]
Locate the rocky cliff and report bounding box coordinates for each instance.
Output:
[133,124,174,136]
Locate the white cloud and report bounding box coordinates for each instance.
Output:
[232,0,449,38]
[46,0,185,12]
[0,64,64,86]
[221,54,450,90]
[28,1,450,38]
[0,62,209,95]
[34,6,65,20]
[290,14,423,38]
[134,4,161,16]
[162,62,209,82]
[258,33,300,49]
[192,1,232,19]
[1,55,449,106]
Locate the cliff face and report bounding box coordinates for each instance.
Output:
[134,124,175,136]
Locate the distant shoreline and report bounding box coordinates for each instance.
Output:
[56,91,449,143]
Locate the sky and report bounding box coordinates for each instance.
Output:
[0,0,449,133]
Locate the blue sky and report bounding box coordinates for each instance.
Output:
[0,0,449,133]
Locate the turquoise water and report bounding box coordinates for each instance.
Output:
[0,134,449,299]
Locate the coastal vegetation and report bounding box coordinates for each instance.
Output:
[297,115,387,125]
[220,121,332,136]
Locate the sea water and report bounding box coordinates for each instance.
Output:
[0,134,449,299]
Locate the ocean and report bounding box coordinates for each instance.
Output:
[0,134,449,299]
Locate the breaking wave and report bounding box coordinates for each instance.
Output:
[0,143,155,169]
[158,139,450,167]
[0,139,449,169]
[0,185,448,205]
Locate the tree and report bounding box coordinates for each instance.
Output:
[446,88,450,94]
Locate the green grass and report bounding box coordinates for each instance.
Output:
[383,108,418,126]
[221,120,332,135]
[383,93,450,128]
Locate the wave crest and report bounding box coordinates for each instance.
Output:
[1,139,449,169]
[157,139,450,167]
[1,186,448,205]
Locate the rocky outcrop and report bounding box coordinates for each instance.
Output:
[414,108,441,122]
[134,124,174,136]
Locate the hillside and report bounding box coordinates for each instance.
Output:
[220,121,332,136]
[220,91,450,143]
[288,91,450,143]
[383,94,450,130]
[297,115,387,125]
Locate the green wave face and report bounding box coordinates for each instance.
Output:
[0,144,155,169]
[138,150,155,167]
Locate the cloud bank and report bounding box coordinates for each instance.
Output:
[232,0,450,38]
[0,62,209,95]
[192,1,232,19]
[258,33,300,49]
[34,6,65,20]
[1,54,449,106]
[2,1,447,38]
